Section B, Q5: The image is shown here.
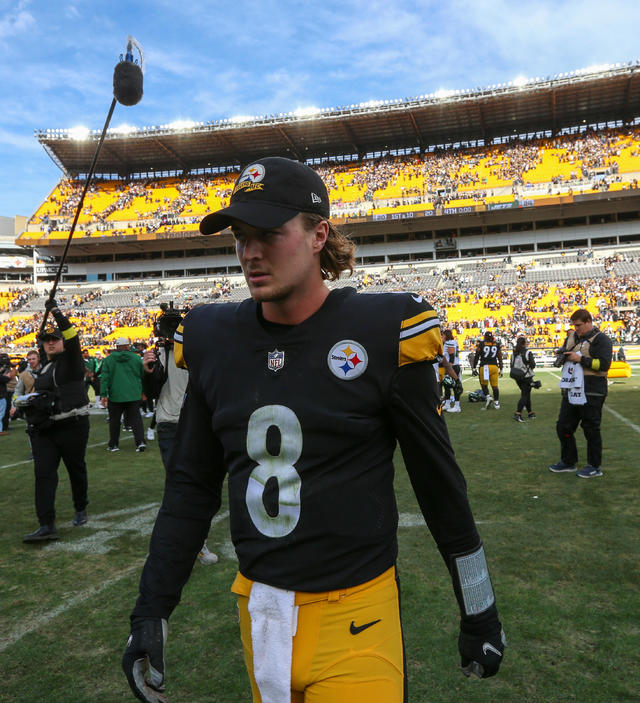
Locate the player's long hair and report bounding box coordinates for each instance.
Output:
[302,213,355,281]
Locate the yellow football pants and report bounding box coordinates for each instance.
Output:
[234,566,406,703]
[480,363,499,388]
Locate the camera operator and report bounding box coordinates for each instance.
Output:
[0,353,17,435]
[22,300,91,543]
[510,336,540,423]
[142,305,217,566]
[549,309,613,478]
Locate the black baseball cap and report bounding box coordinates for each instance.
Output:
[39,328,62,341]
[200,156,330,235]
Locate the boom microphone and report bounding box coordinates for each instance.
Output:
[113,36,144,106]
[38,36,145,338]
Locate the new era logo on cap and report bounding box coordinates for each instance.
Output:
[199,156,330,235]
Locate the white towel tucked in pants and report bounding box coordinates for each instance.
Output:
[248,582,298,703]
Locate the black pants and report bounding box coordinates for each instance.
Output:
[443,364,462,402]
[516,378,532,413]
[157,421,178,470]
[556,393,605,468]
[30,415,89,526]
[108,400,144,448]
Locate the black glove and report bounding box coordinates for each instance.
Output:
[44,298,58,312]
[459,626,506,679]
[471,368,478,376]
[122,617,169,703]
[454,378,463,395]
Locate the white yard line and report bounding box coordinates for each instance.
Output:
[0,564,143,653]
[548,370,640,434]
[603,406,640,434]
[0,435,134,470]
[0,509,230,653]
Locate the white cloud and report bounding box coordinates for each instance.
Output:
[0,126,41,151]
[0,0,35,41]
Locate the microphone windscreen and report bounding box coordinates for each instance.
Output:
[113,61,143,106]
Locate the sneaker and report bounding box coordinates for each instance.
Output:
[146,428,155,441]
[23,524,58,543]
[73,510,87,526]
[548,461,577,473]
[198,544,219,565]
[107,446,119,452]
[577,465,603,478]
[136,443,147,452]
[513,412,525,423]
[527,412,537,420]
[494,400,501,409]
[448,404,461,413]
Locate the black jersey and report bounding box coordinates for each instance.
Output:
[133,288,482,619]
[477,340,502,367]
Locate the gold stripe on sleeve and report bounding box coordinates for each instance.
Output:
[399,328,443,367]
[173,324,187,369]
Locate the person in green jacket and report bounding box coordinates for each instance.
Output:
[100,338,146,452]
[83,349,102,407]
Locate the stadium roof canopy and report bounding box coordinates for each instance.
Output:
[36,62,640,178]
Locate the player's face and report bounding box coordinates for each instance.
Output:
[232,214,328,320]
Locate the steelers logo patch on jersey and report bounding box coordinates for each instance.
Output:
[327,340,368,380]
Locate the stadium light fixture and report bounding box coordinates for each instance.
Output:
[293,106,321,117]
[434,89,454,99]
[111,124,136,135]
[168,119,197,130]
[229,115,254,124]
[513,75,528,87]
[68,126,91,140]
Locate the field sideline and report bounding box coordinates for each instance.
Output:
[0,368,638,702]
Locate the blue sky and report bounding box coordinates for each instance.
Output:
[2,0,640,218]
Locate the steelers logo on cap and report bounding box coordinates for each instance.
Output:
[328,340,368,380]
[239,163,265,184]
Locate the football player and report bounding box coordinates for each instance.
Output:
[122,157,506,703]
[471,330,503,410]
[442,329,463,412]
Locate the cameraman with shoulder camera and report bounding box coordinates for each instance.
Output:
[510,336,539,423]
[142,304,217,566]
[549,309,612,478]
[22,300,91,543]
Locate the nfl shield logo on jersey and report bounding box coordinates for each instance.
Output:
[267,349,285,372]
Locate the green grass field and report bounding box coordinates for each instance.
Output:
[1,368,638,703]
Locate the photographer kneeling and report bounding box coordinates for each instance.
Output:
[510,336,540,423]
[21,300,91,543]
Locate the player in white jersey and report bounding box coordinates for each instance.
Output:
[443,330,463,413]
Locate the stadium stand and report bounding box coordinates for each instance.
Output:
[22,125,640,244]
[2,244,638,358]
[4,63,639,363]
